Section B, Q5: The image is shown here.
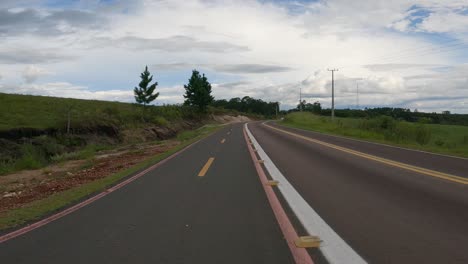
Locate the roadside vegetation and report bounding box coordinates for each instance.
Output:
[281,112,468,158]
[0,93,199,175]
[294,99,468,126]
[0,124,220,230]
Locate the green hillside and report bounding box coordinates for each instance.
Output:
[0,93,194,131]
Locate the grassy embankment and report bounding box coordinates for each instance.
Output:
[0,93,222,175]
[0,93,192,131]
[281,112,468,158]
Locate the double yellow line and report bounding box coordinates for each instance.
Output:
[264,123,468,185]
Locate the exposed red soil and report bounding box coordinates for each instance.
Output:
[0,141,179,214]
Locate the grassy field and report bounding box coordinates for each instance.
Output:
[0,124,221,230]
[0,93,199,131]
[281,112,468,158]
[0,93,208,175]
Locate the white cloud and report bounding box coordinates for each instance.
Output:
[0,82,133,102]
[0,0,467,113]
[419,11,468,33]
[0,47,74,64]
[22,65,52,83]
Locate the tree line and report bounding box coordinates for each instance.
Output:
[212,97,279,117]
[133,66,278,116]
[291,100,468,126]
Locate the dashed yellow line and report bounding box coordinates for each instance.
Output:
[221,138,226,144]
[264,123,468,185]
[198,157,215,177]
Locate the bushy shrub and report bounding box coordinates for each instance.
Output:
[393,122,414,142]
[434,138,445,146]
[152,116,169,126]
[33,136,66,159]
[379,116,396,130]
[415,124,431,145]
[15,144,47,170]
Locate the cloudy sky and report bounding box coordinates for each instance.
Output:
[1,0,468,113]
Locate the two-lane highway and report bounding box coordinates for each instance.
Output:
[248,121,468,264]
[1,120,467,264]
[0,123,295,264]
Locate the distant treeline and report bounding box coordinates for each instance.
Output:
[289,102,468,126]
[213,96,279,117]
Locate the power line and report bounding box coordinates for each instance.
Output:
[377,42,468,64]
[339,38,468,69]
[367,38,464,64]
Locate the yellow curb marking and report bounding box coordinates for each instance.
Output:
[266,180,279,186]
[295,236,321,248]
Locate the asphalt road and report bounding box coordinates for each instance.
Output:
[0,123,294,264]
[248,121,468,264]
[1,121,467,264]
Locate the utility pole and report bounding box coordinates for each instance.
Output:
[275,102,279,119]
[66,104,73,134]
[356,78,362,110]
[299,87,302,111]
[327,68,338,120]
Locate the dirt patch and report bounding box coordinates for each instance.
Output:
[0,140,179,214]
[120,120,200,143]
[211,115,251,123]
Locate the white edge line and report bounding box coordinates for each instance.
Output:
[266,121,468,161]
[245,123,367,264]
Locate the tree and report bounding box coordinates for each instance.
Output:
[134,66,159,107]
[310,101,322,114]
[183,70,214,111]
[297,100,306,111]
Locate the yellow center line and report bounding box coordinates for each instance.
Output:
[198,157,215,177]
[264,123,468,185]
[221,138,226,144]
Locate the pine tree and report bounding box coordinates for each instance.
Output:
[183,70,214,111]
[134,66,159,107]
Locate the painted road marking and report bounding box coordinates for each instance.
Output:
[221,138,226,144]
[245,123,367,264]
[198,157,215,177]
[295,236,322,248]
[243,127,314,264]
[268,121,468,161]
[264,123,468,185]
[0,138,205,244]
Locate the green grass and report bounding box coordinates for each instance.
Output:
[0,93,213,176]
[281,112,468,158]
[0,93,196,131]
[0,124,221,230]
